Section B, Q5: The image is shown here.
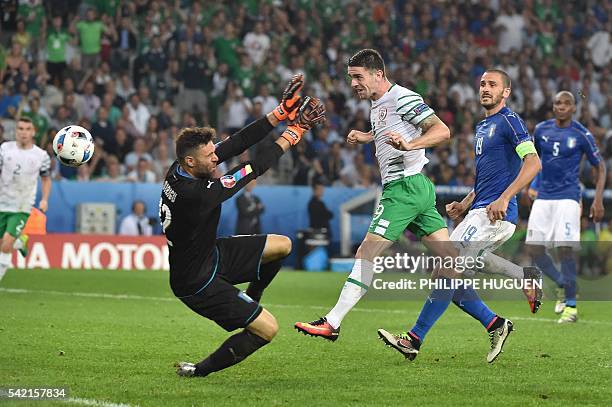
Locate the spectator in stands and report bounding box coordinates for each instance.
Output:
[73,7,107,74]
[112,16,137,71]
[79,81,100,121]
[177,43,210,117]
[119,200,153,236]
[222,81,252,134]
[243,22,270,67]
[308,183,334,236]
[151,142,174,181]
[0,0,607,226]
[127,157,156,183]
[252,84,278,115]
[126,93,150,135]
[124,138,152,172]
[97,155,127,183]
[235,180,264,235]
[46,15,70,85]
[49,104,71,130]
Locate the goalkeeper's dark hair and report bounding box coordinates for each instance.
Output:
[484,69,511,88]
[175,127,216,163]
[348,49,386,76]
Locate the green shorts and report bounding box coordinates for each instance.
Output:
[0,211,30,238]
[368,173,446,241]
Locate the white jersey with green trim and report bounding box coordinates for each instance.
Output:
[370,84,435,184]
[0,141,51,213]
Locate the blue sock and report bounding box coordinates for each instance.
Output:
[410,278,454,342]
[534,253,564,287]
[561,257,577,307]
[452,287,497,329]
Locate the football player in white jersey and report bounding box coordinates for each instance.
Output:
[0,117,51,282]
[295,48,453,341]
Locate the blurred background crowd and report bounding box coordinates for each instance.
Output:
[0,0,610,216]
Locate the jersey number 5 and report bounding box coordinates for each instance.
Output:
[552,141,560,157]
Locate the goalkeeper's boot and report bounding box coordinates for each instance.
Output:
[522,266,542,313]
[16,234,29,258]
[377,329,420,361]
[175,362,197,377]
[557,306,577,323]
[487,318,513,363]
[554,287,566,314]
[294,317,340,341]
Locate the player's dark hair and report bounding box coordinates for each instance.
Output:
[348,49,386,76]
[485,69,511,88]
[17,116,34,125]
[175,127,216,163]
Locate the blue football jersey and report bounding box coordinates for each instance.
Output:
[533,119,602,202]
[472,107,532,224]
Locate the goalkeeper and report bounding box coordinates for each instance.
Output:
[160,75,326,378]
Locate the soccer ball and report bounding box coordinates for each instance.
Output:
[53,125,94,167]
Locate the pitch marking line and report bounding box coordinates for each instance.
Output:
[2,287,612,326]
[64,397,136,407]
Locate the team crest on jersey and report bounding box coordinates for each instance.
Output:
[567,137,576,149]
[220,175,236,188]
[487,124,496,138]
[378,107,388,121]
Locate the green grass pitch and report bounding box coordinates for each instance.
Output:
[1,269,611,406]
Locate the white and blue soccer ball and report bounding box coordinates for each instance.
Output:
[53,125,95,167]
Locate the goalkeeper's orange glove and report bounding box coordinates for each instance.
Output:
[273,73,304,122]
[280,96,327,146]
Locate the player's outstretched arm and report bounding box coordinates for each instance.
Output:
[385,114,450,151]
[215,75,305,163]
[202,98,326,207]
[590,161,606,222]
[486,152,541,222]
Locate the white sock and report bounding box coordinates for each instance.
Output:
[481,252,524,279]
[326,259,374,329]
[0,251,11,282]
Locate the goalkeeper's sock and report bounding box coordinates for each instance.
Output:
[561,257,577,307]
[326,259,373,329]
[481,252,523,279]
[534,253,564,287]
[0,251,11,282]
[409,278,454,341]
[246,259,282,302]
[452,286,497,329]
[195,330,269,377]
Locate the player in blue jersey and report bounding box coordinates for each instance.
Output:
[377,69,542,363]
[526,91,606,323]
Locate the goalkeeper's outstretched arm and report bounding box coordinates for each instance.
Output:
[214,74,305,163]
[201,97,326,207]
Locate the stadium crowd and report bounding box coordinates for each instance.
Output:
[0,1,609,202]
